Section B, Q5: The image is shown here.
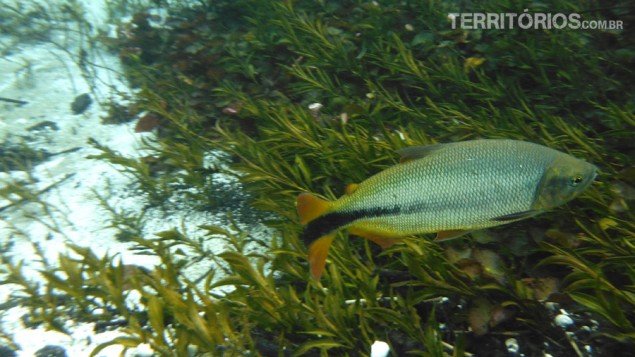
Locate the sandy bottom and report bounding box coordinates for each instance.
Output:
[0,14,271,357]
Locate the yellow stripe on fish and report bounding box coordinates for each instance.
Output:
[297,139,598,279]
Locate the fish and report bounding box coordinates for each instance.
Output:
[296,139,598,279]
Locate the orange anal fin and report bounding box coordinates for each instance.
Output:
[308,233,336,279]
[349,227,401,249]
[366,235,401,249]
[435,229,469,242]
[297,193,330,225]
[345,183,359,195]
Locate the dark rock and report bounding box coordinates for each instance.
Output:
[134,113,160,132]
[27,121,59,131]
[34,345,67,357]
[0,345,17,357]
[71,93,92,114]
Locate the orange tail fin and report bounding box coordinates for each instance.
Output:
[297,192,336,279]
[296,193,331,225]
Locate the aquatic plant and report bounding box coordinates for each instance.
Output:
[1,0,633,355]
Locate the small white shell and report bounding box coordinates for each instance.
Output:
[505,337,519,354]
[308,103,323,111]
[370,340,390,357]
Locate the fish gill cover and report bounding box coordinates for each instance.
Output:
[0,0,633,356]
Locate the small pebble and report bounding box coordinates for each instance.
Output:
[71,93,92,115]
[576,325,592,339]
[35,345,67,357]
[308,103,323,111]
[555,314,574,328]
[505,337,519,354]
[370,340,390,357]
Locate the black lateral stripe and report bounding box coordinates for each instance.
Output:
[302,205,402,247]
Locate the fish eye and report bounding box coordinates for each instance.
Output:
[570,175,583,186]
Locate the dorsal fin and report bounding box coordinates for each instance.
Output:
[297,193,331,225]
[345,183,359,195]
[397,143,445,163]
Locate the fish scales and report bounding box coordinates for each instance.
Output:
[333,140,559,233]
[298,139,598,279]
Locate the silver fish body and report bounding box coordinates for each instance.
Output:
[331,139,597,235]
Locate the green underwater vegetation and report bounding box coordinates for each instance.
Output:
[1,0,634,355]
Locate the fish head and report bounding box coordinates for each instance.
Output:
[533,154,598,210]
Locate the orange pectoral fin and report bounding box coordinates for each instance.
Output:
[297,193,331,225]
[308,233,336,279]
[348,227,401,249]
[435,229,469,242]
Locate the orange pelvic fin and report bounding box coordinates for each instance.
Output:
[435,229,469,242]
[345,183,359,195]
[297,193,331,225]
[348,227,401,249]
[308,233,336,279]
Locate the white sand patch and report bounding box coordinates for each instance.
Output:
[0,2,272,355]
